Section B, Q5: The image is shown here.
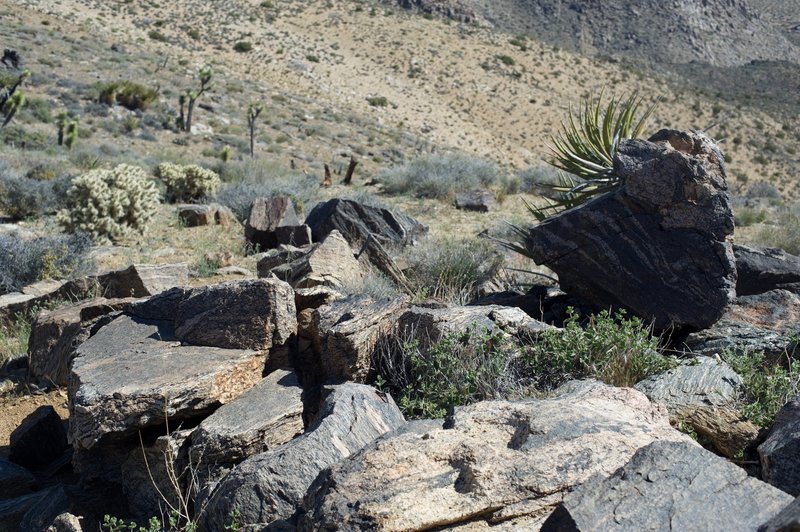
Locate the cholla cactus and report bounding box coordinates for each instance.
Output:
[156,162,221,202]
[57,164,160,243]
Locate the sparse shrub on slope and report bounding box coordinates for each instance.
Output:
[752,207,800,255]
[58,164,160,243]
[0,162,72,219]
[379,153,501,199]
[0,232,92,295]
[98,80,158,111]
[156,162,221,202]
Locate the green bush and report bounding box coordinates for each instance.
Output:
[233,41,253,53]
[734,207,767,227]
[156,162,221,202]
[402,237,503,305]
[366,96,389,107]
[98,81,159,111]
[523,308,671,390]
[379,153,501,199]
[57,164,160,243]
[723,347,799,428]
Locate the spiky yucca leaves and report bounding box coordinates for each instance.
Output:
[532,92,659,220]
[58,164,160,243]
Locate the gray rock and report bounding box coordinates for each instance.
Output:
[28,298,133,387]
[523,129,736,330]
[760,496,800,532]
[275,224,313,247]
[190,369,304,465]
[759,396,800,496]
[19,484,71,532]
[0,489,55,531]
[454,189,496,212]
[245,197,301,250]
[684,289,800,361]
[304,198,428,248]
[633,357,758,457]
[735,244,800,296]
[257,230,363,290]
[9,406,68,470]
[300,381,690,530]
[543,440,793,532]
[127,278,297,352]
[302,294,410,385]
[201,383,405,530]
[294,286,344,313]
[0,458,36,498]
[91,263,189,299]
[177,204,217,226]
[68,315,267,451]
[46,512,86,532]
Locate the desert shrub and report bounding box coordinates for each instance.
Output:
[514,164,563,195]
[0,125,49,150]
[753,208,800,255]
[338,270,400,300]
[233,41,253,53]
[57,164,160,243]
[377,326,522,419]
[747,181,781,200]
[523,308,671,390]
[156,162,221,202]
[24,97,52,123]
[402,237,503,305]
[0,232,92,295]
[98,81,159,111]
[0,166,72,219]
[0,313,32,366]
[723,347,799,428]
[366,95,388,107]
[734,207,767,227]
[379,153,500,199]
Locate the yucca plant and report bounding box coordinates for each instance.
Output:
[531,91,659,220]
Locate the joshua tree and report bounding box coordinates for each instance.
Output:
[247,102,263,158]
[65,119,79,150]
[0,69,30,128]
[182,66,212,133]
[57,112,68,145]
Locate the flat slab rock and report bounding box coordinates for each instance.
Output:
[126,278,296,351]
[190,369,304,465]
[201,383,405,530]
[734,244,800,296]
[68,315,266,450]
[300,380,691,531]
[525,129,736,330]
[542,440,792,531]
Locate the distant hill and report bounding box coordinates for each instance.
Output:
[392,0,800,67]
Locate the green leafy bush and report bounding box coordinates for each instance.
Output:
[379,153,501,199]
[58,164,160,243]
[156,162,221,202]
[0,233,92,294]
[98,80,159,111]
[724,347,799,428]
[234,41,253,53]
[524,308,671,390]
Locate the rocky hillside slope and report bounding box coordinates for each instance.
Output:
[399,0,800,67]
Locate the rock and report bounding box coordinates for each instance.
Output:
[275,224,313,247]
[454,190,496,212]
[759,396,800,496]
[68,314,267,451]
[257,230,363,289]
[28,298,134,387]
[294,286,344,313]
[91,263,189,298]
[245,197,301,250]
[542,440,792,531]
[127,278,297,352]
[761,496,800,532]
[684,289,800,361]
[300,381,690,530]
[201,383,405,530]
[523,130,736,330]
[302,294,409,386]
[47,512,86,532]
[215,266,251,277]
[0,489,56,531]
[304,198,428,248]
[9,406,68,470]
[635,357,758,457]
[178,203,239,227]
[190,369,304,465]
[0,458,37,498]
[735,245,800,296]
[19,484,71,532]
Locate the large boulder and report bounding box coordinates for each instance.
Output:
[761,496,800,532]
[28,297,134,387]
[256,230,364,289]
[126,278,297,353]
[68,314,267,451]
[0,458,36,498]
[201,383,405,530]
[684,289,800,361]
[635,356,758,457]
[245,197,301,250]
[300,381,690,530]
[9,405,69,471]
[759,396,800,496]
[304,198,428,248]
[735,244,800,296]
[178,203,238,227]
[542,440,792,531]
[524,129,736,330]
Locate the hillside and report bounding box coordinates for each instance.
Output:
[3,0,798,197]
